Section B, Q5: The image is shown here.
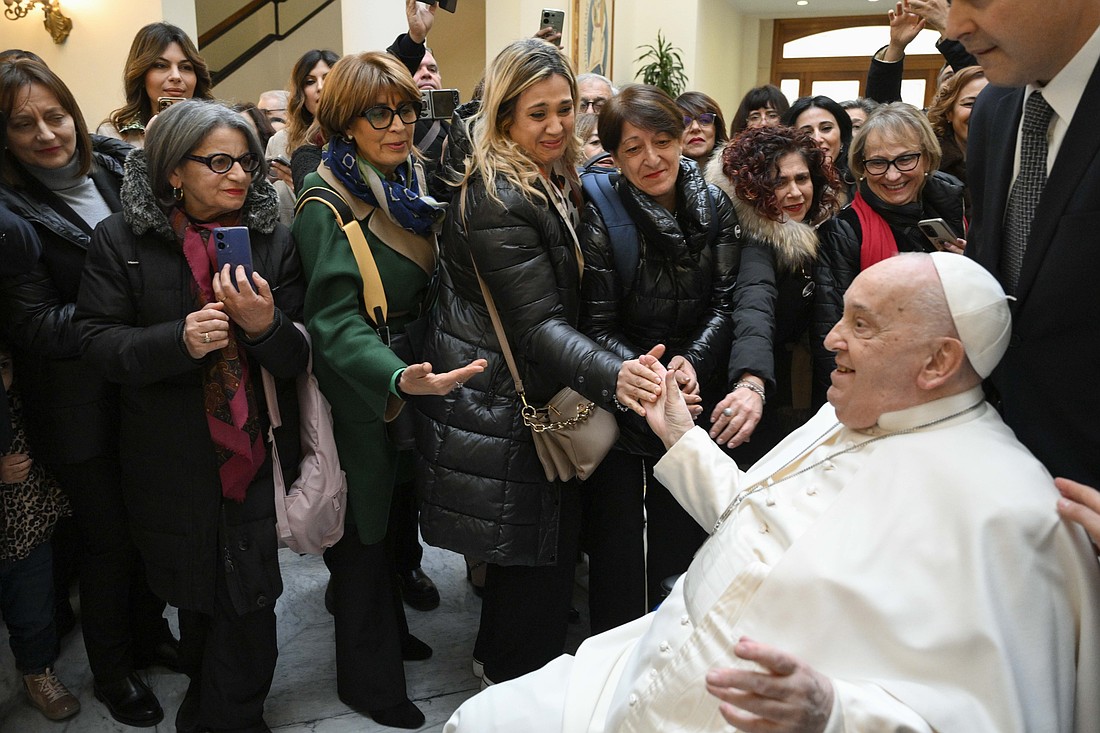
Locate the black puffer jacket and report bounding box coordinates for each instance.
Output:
[73,150,308,615]
[0,136,129,465]
[579,158,737,456]
[811,171,965,402]
[416,111,622,568]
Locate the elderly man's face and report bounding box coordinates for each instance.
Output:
[578,78,612,114]
[823,259,938,429]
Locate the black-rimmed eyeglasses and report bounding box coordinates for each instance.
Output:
[361,101,423,130]
[862,151,922,176]
[683,113,716,128]
[184,152,261,174]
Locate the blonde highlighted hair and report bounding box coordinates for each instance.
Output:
[458,38,579,214]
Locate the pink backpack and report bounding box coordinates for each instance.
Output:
[262,324,347,554]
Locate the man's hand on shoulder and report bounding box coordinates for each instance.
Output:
[706,637,834,733]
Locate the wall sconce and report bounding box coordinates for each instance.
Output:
[3,0,72,44]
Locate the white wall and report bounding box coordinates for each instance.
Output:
[2,0,197,130]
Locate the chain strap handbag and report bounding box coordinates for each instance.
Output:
[468,177,618,482]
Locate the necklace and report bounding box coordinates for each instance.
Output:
[711,400,985,534]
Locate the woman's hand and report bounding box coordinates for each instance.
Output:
[399,358,488,396]
[941,236,966,255]
[1056,477,1100,550]
[212,264,276,339]
[268,159,293,188]
[0,453,32,484]
[183,302,231,358]
[710,374,765,448]
[667,355,699,396]
[616,344,667,417]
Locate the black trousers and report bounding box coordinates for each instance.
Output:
[390,478,424,574]
[581,449,708,634]
[323,522,411,710]
[474,480,582,683]
[50,455,170,682]
[177,557,277,732]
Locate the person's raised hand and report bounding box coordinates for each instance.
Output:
[644,367,697,450]
[534,25,563,48]
[884,1,926,61]
[398,358,488,396]
[907,0,949,33]
[705,637,834,733]
[406,0,437,44]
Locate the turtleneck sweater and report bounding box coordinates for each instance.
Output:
[24,155,112,230]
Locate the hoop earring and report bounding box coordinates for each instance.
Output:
[173,187,184,201]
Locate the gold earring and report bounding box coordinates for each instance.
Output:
[173,187,184,201]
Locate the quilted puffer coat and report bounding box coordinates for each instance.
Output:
[416,110,623,567]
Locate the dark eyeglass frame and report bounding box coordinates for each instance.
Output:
[579,98,607,112]
[360,101,423,130]
[184,152,261,174]
[683,112,717,128]
[862,151,923,176]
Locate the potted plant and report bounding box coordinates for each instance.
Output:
[634,31,688,98]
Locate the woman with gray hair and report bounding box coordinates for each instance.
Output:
[75,99,309,732]
[812,102,965,404]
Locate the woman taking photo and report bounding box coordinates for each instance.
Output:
[99,22,212,148]
[675,90,728,169]
[416,38,662,686]
[0,58,177,726]
[813,102,965,401]
[578,83,737,633]
[75,100,308,732]
[706,125,841,463]
[292,51,484,730]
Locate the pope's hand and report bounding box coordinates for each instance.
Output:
[706,637,834,733]
[644,367,697,450]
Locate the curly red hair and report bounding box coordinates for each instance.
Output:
[719,125,841,224]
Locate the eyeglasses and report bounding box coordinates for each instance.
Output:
[580,98,607,112]
[683,113,716,127]
[862,151,922,176]
[184,152,261,174]
[747,110,782,125]
[360,101,423,130]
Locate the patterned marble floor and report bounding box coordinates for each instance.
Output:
[0,543,592,732]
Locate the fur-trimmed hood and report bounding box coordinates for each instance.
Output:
[120,148,280,240]
[705,154,820,273]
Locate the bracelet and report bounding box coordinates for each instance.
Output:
[733,380,766,406]
[611,394,631,413]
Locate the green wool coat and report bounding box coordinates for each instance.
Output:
[292,166,435,544]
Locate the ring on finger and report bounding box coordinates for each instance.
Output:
[722,407,733,417]
[202,332,211,344]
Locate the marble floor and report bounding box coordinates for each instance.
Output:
[0,543,592,732]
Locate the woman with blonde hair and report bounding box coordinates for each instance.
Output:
[416,37,662,686]
[98,22,212,148]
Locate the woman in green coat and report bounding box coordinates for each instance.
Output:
[291,51,484,730]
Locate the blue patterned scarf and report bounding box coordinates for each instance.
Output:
[322,135,445,236]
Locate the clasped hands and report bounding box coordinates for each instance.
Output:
[184,265,275,359]
[615,344,702,419]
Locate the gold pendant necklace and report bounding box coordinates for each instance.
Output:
[711,401,985,534]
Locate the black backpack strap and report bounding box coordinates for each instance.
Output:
[580,170,640,290]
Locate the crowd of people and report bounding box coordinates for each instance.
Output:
[1,0,1099,730]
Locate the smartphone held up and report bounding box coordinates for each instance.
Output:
[213,226,257,292]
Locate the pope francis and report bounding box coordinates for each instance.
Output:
[444,252,1100,733]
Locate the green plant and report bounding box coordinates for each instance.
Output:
[634,31,688,98]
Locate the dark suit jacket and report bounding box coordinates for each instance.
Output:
[966,58,1100,485]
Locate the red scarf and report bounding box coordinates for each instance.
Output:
[852,190,899,272]
[171,207,266,503]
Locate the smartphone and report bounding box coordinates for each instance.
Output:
[918,218,959,251]
[541,8,565,35]
[213,226,255,291]
[157,96,184,113]
[423,0,458,12]
[266,155,290,180]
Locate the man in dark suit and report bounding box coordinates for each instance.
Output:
[948,0,1100,493]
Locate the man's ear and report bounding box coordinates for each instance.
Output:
[917,337,966,390]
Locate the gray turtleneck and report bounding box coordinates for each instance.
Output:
[24,155,112,231]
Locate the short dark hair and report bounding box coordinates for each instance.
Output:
[730,84,790,135]
[675,90,729,147]
[598,83,684,155]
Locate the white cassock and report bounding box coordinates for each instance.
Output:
[445,387,1100,732]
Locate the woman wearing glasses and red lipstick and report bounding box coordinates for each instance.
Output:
[675,91,728,169]
[75,98,308,731]
[292,52,484,730]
